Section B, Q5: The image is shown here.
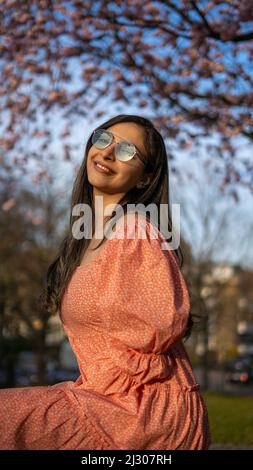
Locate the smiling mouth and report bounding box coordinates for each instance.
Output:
[93,161,115,175]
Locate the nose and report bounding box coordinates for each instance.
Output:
[100,142,117,160]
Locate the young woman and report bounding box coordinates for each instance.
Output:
[0,114,211,450]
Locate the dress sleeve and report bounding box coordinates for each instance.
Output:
[95,214,191,388]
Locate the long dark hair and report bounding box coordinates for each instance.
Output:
[39,114,195,341]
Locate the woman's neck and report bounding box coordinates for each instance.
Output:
[92,188,125,225]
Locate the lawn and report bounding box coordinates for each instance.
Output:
[202,391,253,445]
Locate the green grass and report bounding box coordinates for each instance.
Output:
[202,391,253,445]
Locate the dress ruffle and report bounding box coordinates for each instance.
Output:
[105,336,174,391]
[0,382,111,450]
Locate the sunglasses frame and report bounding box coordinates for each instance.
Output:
[91,128,143,162]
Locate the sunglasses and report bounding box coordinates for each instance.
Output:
[91,128,143,162]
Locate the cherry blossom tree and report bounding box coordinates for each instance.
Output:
[0,0,253,191]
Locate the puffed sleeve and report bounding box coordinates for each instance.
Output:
[95,214,191,390]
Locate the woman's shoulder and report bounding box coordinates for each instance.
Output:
[107,212,160,239]
[105,212,178,265]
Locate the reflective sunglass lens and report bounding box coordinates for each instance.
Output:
[92,130,112,148]
[115,141,135,161]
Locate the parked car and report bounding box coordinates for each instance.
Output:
[225,354,253,385]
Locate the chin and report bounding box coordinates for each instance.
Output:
[87,175,109,191]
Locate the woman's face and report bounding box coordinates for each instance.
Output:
[86,122,149,195]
